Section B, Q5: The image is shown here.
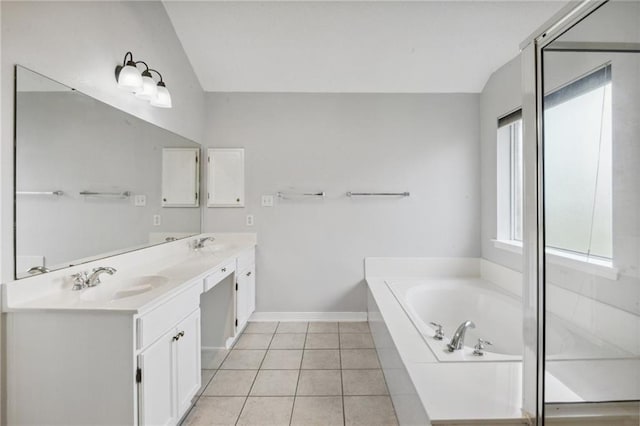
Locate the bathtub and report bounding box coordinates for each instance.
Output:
[385,278,625,362]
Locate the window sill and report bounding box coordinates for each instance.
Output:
[491,239,619,280]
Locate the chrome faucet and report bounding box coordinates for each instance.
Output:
[87,267,117,287]
[27,266,50,275]
[447,320,475,352]
[192,236,215,249]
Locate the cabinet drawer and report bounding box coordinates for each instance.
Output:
[137,282,201,350]
[203,260,235,292]
[237,247,255,271]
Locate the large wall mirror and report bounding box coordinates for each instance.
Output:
[14,66,201,279]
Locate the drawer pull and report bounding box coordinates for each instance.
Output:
[172,331,185,341]
[246,271,252,277]
[221,267,227,272]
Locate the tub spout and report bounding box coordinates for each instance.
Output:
[447,320,475,352]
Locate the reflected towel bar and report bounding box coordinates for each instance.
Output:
[346,191,410,197]
[80,191,131,198]
[277,191,325,199]
[17,191,64,196]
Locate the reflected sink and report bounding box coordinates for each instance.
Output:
[80,275,169,302]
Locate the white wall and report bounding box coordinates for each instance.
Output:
[0,1,206,282]
[203,93,481,313]
[480,55,523,272]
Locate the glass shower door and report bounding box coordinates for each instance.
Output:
[540,0,640,422]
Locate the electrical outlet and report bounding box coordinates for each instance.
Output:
[134,195,146,207]
[261,195,274,207]
[153,215,161,226]
[246,214,254,226]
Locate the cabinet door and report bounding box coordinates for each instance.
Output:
[175,310,201,417]
[236,271,250,331]
[162,148,200,207]
[207,148,244,207]
[138,330,175,426]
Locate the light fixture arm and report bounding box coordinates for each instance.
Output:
[147,68,165,85]
[122,51,135,66]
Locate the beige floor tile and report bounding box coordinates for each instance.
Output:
[296,370,342,396]
[203,370,258,396]
[220,350,266,370]
[344,396,398,426]
[262,350,303,369]
[291,396,344,426]
[244,322,278,334]
[250,370,300,396]
[276,322,308,333]
[339,322,370,333]
[340,349,381,369]
[234,333,273,349]
[342,370,389,395]
[202,349,229,370]
[197,369,217,397]
[183,396,245,426]
[269,333,306,349]
[301,350,341,369]
[308,322,339,333]
[237,396,294,426]
[305,333,339,349]
[339,333,375,349]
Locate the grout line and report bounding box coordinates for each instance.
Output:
[234,322,278,426]
[289,327,307,425]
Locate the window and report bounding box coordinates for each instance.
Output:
[496,65,613,262]
[544,65,612,260]
[497,109,523,243]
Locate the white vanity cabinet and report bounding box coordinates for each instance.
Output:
[138,309,201,426]
[235,247,256,332]
[6,280,202,426]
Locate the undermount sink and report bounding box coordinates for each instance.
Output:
[80,275,169,302]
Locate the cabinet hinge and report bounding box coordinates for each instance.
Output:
[208,156,210,163]
[235,319,238,327]
[195,192,198,200]
[136,367,142,383]
[196,156,198,163]
[235,282,238,291]
[208,193,210,200]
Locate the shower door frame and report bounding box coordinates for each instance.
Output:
[519,0,609,423]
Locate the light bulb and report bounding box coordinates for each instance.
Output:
[135,74,158,100]
[116,61,143,92]
[150,83,172,108]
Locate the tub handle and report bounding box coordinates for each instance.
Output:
[429,322,445,340]
[473,338,493,356]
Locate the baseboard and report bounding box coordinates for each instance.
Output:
[249,312,368,322]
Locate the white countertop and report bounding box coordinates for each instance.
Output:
[2,233,256,315]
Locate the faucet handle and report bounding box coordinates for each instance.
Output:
[429,322,445,340]
[473,338,493,356]
[71,272,87,291]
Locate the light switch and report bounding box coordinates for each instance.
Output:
[261,195,274,207]
[134,195,146,206]
[153,215,161,226]
[246,214,254,226]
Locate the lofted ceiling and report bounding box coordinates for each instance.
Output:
[163,1,567,93]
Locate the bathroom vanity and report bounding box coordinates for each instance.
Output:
[3,234,256,426]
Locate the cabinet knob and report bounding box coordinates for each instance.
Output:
[246,271,252,277]
[222,268,226,272]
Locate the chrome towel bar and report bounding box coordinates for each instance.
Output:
[346,191,410,197]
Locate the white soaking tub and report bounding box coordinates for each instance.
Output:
[386,278,572,362]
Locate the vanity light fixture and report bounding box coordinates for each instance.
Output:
[115,52,143,92]
[115,51,172,108]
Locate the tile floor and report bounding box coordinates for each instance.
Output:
[182,321,399,426]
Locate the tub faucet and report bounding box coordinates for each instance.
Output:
[447,320,475,352]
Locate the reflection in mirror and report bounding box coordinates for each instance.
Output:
[15,66,201,279]
[541,0,640,410]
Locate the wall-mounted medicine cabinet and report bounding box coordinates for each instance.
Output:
[207,148,245,208]
[161,148,200,207]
